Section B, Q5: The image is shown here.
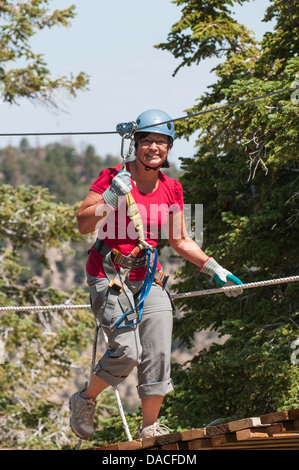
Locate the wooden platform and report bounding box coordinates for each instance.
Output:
[90,408,299,450]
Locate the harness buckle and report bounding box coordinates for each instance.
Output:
[111,249,123,266]
[111,249,133,269]
[109,279,123,293]
[155,270,169,287]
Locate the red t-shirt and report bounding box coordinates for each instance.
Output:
[86,164,184,281]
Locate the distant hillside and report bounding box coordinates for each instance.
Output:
[0,138,182,205]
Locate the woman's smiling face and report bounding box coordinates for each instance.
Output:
[136,133,171,169]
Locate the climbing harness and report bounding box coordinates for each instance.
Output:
[90,238,167,328]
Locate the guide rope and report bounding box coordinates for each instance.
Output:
[0,275,298,312]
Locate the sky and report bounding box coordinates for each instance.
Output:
[0,0,274,168]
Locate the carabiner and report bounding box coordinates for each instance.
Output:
[138,238,155,252]
[116,121,137,163]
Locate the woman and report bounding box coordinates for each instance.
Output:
[69,109,243,440]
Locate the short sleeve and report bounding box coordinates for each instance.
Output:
[89,165,121,194]
[172,179,184,213]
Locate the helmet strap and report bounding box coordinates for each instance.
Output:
[138,158,162,172]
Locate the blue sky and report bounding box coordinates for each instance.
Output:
[0,0,274,168]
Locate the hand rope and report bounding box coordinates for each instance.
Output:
[0,276,298,312]
[171,275,299,299]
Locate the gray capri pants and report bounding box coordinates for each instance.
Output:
[87,273,174,399]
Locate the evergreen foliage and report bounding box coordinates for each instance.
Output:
[0,0,89,106]
[156,0,299,428]
[0,139,120,204]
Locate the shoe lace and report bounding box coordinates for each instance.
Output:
[154,422,172,435]
[76,400,95,421]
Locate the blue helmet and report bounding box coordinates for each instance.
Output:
[135,109,175,141]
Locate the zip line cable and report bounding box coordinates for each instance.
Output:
[0,86,296,138]
[0,275,298,312]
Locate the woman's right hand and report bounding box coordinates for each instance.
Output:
[102,171,132,210]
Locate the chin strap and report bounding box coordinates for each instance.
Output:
[138,158,162,172]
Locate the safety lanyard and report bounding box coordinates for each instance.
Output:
[114,247,158,329]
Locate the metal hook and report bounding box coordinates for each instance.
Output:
[116,121,137,163]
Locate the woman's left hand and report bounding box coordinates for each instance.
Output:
[201,258,243,297]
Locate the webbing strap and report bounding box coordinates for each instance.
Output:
[125,192,145,251]
[121,159,148,253]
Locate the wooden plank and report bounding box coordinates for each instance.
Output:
[155,431,182,446]
[275,420,299,432]
[117,439,143,450]
[188,438,213,450]
[228,417,261,432]
[205,423,230,437]
[236,424,283,441]
[204,440,299,450]
[93,443,119,450]
[211,433,299,449]
[161,443,180,450]
[260,410,289,424]
[211,434,237,447]
[178,442,190,450]
[180,428,206,441]
[288,409,299,420]
[141,436,157,449]
[263,432,299,440]
[90,408,299,451]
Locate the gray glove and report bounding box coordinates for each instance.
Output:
[102,171,132,210]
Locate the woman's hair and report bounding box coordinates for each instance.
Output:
[134,132,172,168]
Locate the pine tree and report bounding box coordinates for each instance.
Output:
[156,0,299,428]
[0,1,88,106]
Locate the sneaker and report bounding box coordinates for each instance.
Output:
[138,421,171,439]
[69,388,96,440]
